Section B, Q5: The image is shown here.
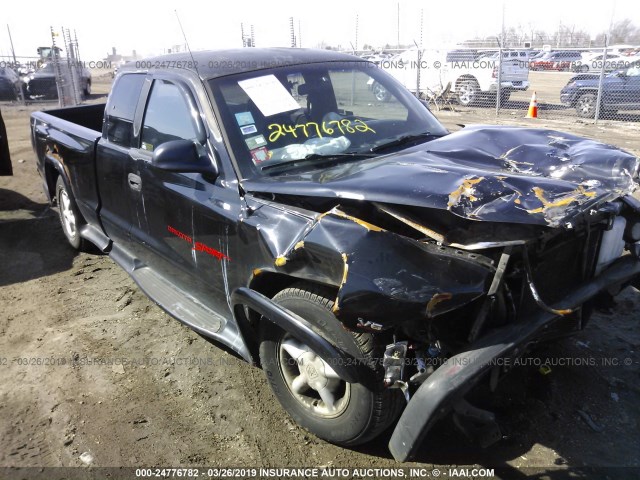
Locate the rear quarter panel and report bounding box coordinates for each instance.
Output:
[31,110,102,226]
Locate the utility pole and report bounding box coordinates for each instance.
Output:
[289,17,296,48]
[6,25,17,64]
[419,9,423,48]
[501,2,506,47]
[397,2,400,48]
[6,24,25,104]
[355,14,359,52]
[241,23,254,47]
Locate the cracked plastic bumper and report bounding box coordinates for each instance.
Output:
[388,254,640,462]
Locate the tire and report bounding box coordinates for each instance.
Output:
[372,82,390,102]
[499,90,510,105]
[56,176,88,251]
[83,81,91,98]
[457,79,479,106]
[259,283,404,446]
[575,92,597,118]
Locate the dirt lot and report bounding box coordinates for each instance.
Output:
[1,72,640,479]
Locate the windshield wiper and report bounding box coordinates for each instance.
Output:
[369,132,442,153]
[260,152,376,173]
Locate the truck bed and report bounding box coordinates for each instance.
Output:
[37,103,105,133]
[31,103,106,231]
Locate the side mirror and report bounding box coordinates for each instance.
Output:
[151,139,218,177]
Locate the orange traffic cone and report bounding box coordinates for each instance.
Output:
[526,91,538,118]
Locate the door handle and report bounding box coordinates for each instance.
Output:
[128,173,142,191]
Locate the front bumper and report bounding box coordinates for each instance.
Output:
[560,90,578,105]
[388,254,640,462]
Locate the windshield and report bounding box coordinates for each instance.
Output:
[208,61,448,177]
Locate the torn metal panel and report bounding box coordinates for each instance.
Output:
[259,207,494,328]
[243,126,639,228]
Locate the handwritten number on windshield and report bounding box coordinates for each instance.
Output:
[267,119,375,143]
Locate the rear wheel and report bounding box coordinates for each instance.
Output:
[457,80,479,106]
[56,177,88,251]
[259,284,403,446]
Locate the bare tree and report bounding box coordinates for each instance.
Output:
[595,19,640,45]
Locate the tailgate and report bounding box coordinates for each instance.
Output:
[500,56,529,82]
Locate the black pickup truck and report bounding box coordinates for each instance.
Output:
[31,48,640,461]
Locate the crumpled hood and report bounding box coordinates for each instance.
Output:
[244,125,639,227]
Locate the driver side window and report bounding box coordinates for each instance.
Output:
[141,80,198,152]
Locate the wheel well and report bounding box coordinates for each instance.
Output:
[248,272,337,313]
[44,161,59,204]
[573,89,598,106]
[245,272,338,329]
[455,75,478,89]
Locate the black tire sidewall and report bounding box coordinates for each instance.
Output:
[259,290,382,446]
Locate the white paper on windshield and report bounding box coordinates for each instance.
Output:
[238,74,300,117]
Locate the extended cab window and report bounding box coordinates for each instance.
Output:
[141,80,198,152]
[106,73,145,147]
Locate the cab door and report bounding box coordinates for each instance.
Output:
[95,73,147,253]
[131,76,233,313]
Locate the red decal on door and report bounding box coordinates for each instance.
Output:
[167,225,193,244]
[167,225,231,262]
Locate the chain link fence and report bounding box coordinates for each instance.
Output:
[361,43,640,124]
[0,27,91,107]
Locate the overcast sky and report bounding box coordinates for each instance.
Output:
[2,0,638,60]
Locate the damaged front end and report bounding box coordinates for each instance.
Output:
[235,125,640,461]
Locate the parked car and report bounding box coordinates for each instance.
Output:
[0,67,22,100]
[530,50,582,71]
[560,62,640,117]
[31,48,640,462]
[573,52,633,73]
[379,47,529,106]
[25,61,91,98]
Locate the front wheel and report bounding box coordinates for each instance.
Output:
[372,82,391,102]
[575,92,597,118]
[259,284,403,446]
[56,177,88,251]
